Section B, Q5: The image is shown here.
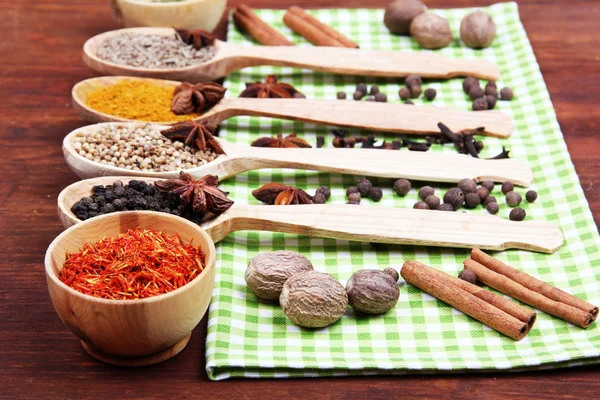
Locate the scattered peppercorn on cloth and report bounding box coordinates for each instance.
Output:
[205,2,600,380]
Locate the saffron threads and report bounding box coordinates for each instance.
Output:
[59,229,205,300]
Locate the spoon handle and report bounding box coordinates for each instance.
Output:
[202,204,563,254]
[226,146,533,186]
[202,98,513,138]
[229,45,500,80]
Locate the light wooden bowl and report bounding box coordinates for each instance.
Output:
[109,0,227,31]
[44,211,216,366]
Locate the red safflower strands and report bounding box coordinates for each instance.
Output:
[59,229,205,300]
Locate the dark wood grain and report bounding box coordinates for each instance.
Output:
[1,0,599,398]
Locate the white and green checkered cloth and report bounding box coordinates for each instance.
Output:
[205,2,600,380]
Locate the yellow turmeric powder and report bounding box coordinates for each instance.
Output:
[84,79,199,122]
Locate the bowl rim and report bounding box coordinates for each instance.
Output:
[118,0,216,8]
[45,210,216,305]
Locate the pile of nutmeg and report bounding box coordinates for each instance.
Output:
[384,0,496,50]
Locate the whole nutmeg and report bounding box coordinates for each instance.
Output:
[246,251,314,300]
[280,270,348,328]
[410,13,453,50]
[346,268,400,314]
[384,0,427,35]
[460,11,496,49]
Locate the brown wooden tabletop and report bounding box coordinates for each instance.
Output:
[1,0,599,398]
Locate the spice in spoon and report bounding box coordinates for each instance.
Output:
[171,82,227,115]
[59,229,205,300]
[240,75,304,98]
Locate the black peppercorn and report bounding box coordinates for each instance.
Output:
[486,202,499,214]
[473,97,488,111]
[526,190,538,203]
[463,76,478,94]
[465,192,481,208]
[506,191,522,207]
[353,90,364,100]
[357,178,373,196]
[404,100,414,105]
[425,195,440,210]
[413,201,429,210]
[481,180,495,193]
[468,85,485,100]
[438,203,454,211]
[312,192,327,204]
[476,187,489,201]
[483,195,497,206]
[393,179,411,196]
[424,88,437,101]
[510,207,526,221]
[365,96,376,102]
[374,92,387,102]
[368,187,383,202]
[399,87,410,100]
[370,85,380,95]
[458,269,477,284]
[443,188,464,210]
[500,87,514,100]
[337,91,347,100]
[501,181,514,194]
[486,95,497,109]
[346,186,359,197]
[458,178,478,194]
[348,193,361,204]
[418,186,435,201]
[102,203,116,213]
[316,186,331,200]
[356,83,367,94]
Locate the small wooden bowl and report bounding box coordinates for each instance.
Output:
[109,0,227,31]
[44,211,216,366]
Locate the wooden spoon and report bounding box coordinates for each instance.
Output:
[72,77,514,138]
[64,123,532,186]
[58,177,564,254]
[83,27,501,82]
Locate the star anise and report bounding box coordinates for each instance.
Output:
[175,29,216,50]
[252,183,313,205]
[161,121,225,155]
[239,75,302,99]
[155,172,234,216]
[251,132,311,148]
[171,82,227,115]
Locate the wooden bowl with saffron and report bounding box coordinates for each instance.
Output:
[44,211,216,366]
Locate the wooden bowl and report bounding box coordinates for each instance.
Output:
[109,0,227,31]
[44,211,216,366]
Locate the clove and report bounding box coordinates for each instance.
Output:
[487,146,511,159]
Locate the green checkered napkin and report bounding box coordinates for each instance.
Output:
[205,2,600,380]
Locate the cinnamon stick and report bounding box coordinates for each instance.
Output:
[464,258,595,329]
[401,260,530,341]
[233,4,295,46]
[471,248,599,318]
[283,6,359,48]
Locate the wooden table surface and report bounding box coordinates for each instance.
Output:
[1,0,599,398]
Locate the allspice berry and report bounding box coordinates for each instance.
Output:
[483,195,497,206]
[463,76,478,94]
[346,268,400,314]
[357,178,373,196]
[458,269,477,284]
[486,94,497,109]
[424,88,437,101]
[404,100,415,105]
[501,181,514,194]
[418,186,435,201]
[468,85,485,100]
[443,187,464,210]
[413,201,429,210]
[399,87,410,100]
[438,203,454,211]
[368,187,383,202]
[347,186,359,197]
[316,186,331,200]
[485,83,498,97]
[473,97,488,111]
[458,178,478,194]
[383,0,427,35]
[246,251,314,300]
[526,190,538,203]
[370,85,380,95]
[410,13,453,50]
[425,195,440,210]
[506,191,522,207]
[337,91,347,100]
[486,201,499,214]
[375,92,388,102]
[393,178,411,196]
[312,192,327,204]
[500,87,514,100]
[509,207,526,221]
[476,187,489,201]
[280,271,348,328]
[460,11,496,49]
[481,180,495,192]
[348,193,361,204]
[356,83,368,94]
[405,74,422,88]
[465,192,481,208]
[353,90,364,100]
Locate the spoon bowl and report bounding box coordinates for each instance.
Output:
[63,122,533,185]
[83,27,501,82]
